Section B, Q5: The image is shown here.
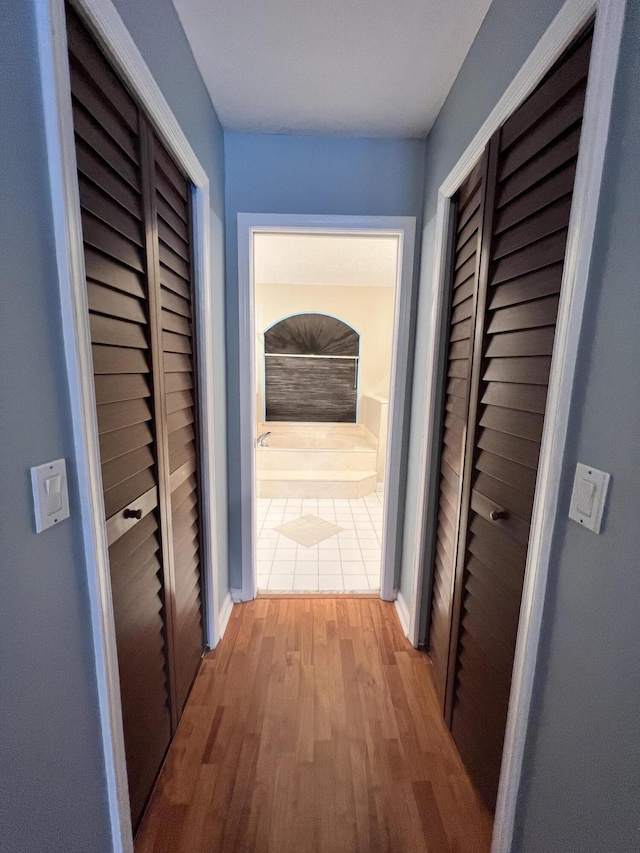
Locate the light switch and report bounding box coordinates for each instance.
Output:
[569,463,610,533]
[31,459,70,532]
[45,474,63,514]
[575,478,595,517]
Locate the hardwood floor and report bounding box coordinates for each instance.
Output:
[136,598,493,853]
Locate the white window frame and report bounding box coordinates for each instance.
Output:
[405,0,626,850]
[34,0,225,848]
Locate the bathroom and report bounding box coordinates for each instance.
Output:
[253,232,398,593]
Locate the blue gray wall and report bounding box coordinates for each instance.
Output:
[406,0,640,850]
[0,0,226,849]
[0,1,113,849]
[224,133,426,589]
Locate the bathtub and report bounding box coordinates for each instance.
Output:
[255,421,380,499]
[259,423,375,450]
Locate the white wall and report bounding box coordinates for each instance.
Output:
[361,394,389,482]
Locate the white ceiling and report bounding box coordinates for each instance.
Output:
[254,233,399,287]
[172,0,493,137]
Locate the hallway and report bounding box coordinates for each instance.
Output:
[135,598,492,852]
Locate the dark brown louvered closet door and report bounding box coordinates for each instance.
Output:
[152,136,205,714]
[67,5,205,831]
[67,10,172,829]
[426,25,593,812]
[427,155,487,705]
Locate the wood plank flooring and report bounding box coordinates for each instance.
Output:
[135,598,493,853]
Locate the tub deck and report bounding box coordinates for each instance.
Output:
[256,423,379,498]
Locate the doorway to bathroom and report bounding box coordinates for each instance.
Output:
[256,233,394,593]
[237,215,416,602]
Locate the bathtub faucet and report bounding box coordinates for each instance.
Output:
[256,431,271,447]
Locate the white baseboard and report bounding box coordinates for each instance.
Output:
[394,590,411,641]
[217,590,234,641]
[230,586,247,603]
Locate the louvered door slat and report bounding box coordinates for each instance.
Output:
[497,123,582,208]
[499,34,591,150]
[82,214,146,271]
[489,263,564,310]
[158,195,189,240]
[94,372,150,403]
[79,179,143,245]
[156,169,189,220]
[160,264,192,299]
[72,111,140,189]
[476,428,540,469]
[88,282,147,324]
[498,84,587,180]
[494,162,577,233]
[161,309,191,336]
[158,218,190,260]
[67,65,136,160]
[85,248,145,297]
[75,141,141,216]
[484,326,556,357]
[67,12,138,132]
[446,25,593,811]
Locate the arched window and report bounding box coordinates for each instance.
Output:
[264,313,360,422]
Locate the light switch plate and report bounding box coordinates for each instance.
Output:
[568,463,610,533]
[31,458,70,532]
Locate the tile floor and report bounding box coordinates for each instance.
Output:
[256,495,383,592]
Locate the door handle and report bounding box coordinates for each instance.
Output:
[123,508,143,520]
[489,509,507,522]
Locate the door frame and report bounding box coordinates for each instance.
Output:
[35,0,223,849]
[236,214,416,604]
[406,0,626,850]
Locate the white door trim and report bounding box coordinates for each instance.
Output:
[236,214,416,604]
[406,0,626,850]
[35,0,223,849]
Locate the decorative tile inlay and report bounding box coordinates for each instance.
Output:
[275,514,344,548]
